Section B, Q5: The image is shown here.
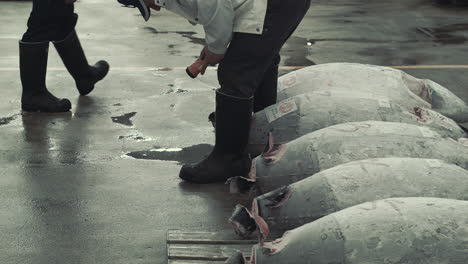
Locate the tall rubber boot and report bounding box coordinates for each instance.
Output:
[179,90,253,184]
[207,56,279,128]
[53,21,109,96]
[20,41,71,112]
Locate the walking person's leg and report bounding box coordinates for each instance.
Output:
[20,0,72,112]
[52,10,109,96]
[20,0,109,113]
[179,0,312,183]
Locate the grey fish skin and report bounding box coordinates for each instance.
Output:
[277,63,468,123]
[250,121,468,194]
[240,198,468,264]
[230,158,468,239]
[249,92,466,149]
[424,79,468,123]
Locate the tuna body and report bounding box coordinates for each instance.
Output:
[251,121,468,193]
[277,63,468,122]
[246,198,468,264]
[231,158,468,238]
[249,92,465,149]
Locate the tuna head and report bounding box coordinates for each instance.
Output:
[229,133,289,194]
[412,107,467,138]
[423,79,468,123]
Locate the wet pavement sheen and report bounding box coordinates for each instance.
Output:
[1,0,468,263]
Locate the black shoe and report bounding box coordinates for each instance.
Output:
[180,152,251,184]
[19,41,71,113]
[179,91,253,184]
[53,20,109,96]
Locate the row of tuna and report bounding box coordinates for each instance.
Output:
[225,63,468,264]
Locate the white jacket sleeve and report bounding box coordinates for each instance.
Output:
[197,0,235,54]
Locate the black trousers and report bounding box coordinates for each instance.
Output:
[218,0,311,108]
[22,0,76,42]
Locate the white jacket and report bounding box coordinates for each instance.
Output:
[154,0,267,54]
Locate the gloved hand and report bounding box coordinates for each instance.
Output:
[198,46,224,75]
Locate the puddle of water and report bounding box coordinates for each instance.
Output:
[417,24,468,45]
[143,27,206,45]
[111,112,137,126]
[0,114,18,126]
[119,135,145,140]
[126,144,213,164]
[166,88,188,94]
[150,147,183,152]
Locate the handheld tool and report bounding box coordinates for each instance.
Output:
[186,59,206,79]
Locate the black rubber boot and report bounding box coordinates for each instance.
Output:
[20,41,71,112]
[207,56,279,128]
[179,91,253,184]
[53,23,109,96]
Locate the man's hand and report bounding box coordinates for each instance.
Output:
[143,0,161,10]
[199,46,224,75]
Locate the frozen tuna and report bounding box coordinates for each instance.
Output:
[249,92,466,150]
[230,158,468,238]
[228,198,468,264]
[231,121,468,194]
[277,63,468,122]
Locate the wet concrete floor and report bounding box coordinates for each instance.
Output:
[0,0,467,263]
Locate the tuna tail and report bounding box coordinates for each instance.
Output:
[227,154,257,194]
[229,202,271,241]
[229,205,258,238]
[227,176,256,194]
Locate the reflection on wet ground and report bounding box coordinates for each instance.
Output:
[0,114,19,126]
[127,144,213,164]
[417,24,468,45]
[111,112,137,126]
[144,26,206,45]
[18,97,96,263]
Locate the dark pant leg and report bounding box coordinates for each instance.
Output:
[253,54,280,112]
[218,0,311,99]
[22,0,76,42]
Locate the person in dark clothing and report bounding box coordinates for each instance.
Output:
[139,0,311,184]
[20,0,109,112]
